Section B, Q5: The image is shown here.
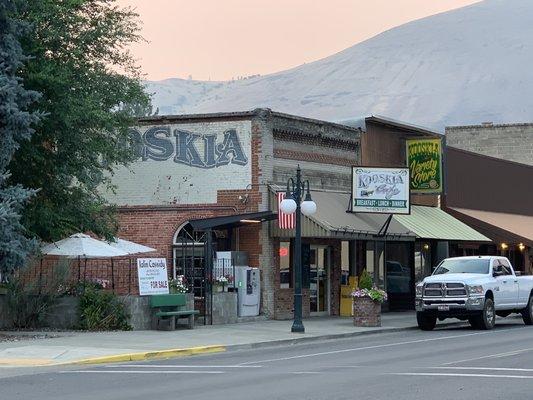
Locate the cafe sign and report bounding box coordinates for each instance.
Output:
[351,167,410,214]
[406,138,443,194]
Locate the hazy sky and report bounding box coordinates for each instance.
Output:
[116,0,481,81]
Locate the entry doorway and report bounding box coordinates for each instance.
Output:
[309,245,331,315]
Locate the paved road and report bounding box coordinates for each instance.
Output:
[2,320,533,399]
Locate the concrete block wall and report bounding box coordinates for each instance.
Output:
[211,292,238,325]
[446,123,533,166]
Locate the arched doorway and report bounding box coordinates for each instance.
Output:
[173,223,209,297]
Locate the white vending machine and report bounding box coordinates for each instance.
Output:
[235,266,260,317]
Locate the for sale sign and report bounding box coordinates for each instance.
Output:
[351,167,410,214]
[137,258,169,295]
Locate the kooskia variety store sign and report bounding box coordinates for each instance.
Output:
[406,138,443,194]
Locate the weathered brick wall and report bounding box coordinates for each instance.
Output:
[446,123,533,166]
[103,119,253,206]
[113,121,266,295]
[251,112,277,317]
[271,114,360,192]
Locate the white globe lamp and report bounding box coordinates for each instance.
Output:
[301,199,317,216]
[280,196,297,214]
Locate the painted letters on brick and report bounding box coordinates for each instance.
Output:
[103,120,253,206]
[132,127,248,168]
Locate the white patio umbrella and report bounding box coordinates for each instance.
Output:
[41,233,129,258]
[106,237,156,255]
[41,233,129,292]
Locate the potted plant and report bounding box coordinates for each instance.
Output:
[169,275,188,294]
[213,275,232,293]
[352,269,387,327]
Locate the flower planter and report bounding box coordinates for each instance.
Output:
[353,296,382,327]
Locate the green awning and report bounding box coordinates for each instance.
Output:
[394,206,490,242]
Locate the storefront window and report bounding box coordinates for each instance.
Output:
[341,241,350,285]
[414,242,431,283]
[364,241,385,290]
[375,241,385,289]
[279,241,291,288]
[386,242,411,295]
[366,241,375,278]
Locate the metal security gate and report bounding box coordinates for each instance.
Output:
[172,224,213,324]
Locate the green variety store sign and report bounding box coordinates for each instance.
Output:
[406,138,443,194]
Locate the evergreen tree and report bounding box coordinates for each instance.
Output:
[8,0,151,242]
[0,0,40,277]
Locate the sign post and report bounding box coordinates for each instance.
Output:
[137,258,169,296]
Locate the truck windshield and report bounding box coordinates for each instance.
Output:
[433,259,490,275]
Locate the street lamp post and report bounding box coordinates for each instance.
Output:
[279,166,317,333]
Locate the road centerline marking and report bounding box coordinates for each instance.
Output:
[239,328,519,365]
[432,367,533,372]
[104,365,262,368]
[60,370,225,374]
[441,347,533,365]
[389,372,533,379]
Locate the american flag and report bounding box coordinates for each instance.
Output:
[277,192,295,229]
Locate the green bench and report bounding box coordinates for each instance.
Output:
[150,294,199,330]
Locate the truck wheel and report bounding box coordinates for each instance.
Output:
[417,312,437,331]
[521,295,533,325]
[473,298,495,330]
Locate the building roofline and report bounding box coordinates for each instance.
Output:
[269,110,362,133]
[137,110,258,124]
[137,108,362,133]
[446,122,533,130]
[446,146,533,170]
[365,115,443,137]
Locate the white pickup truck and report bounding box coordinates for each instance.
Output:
[415,256,533,330]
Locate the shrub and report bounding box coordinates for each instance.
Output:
[358,269,373,290]
[77,284,132,331]
[5,261,70,329]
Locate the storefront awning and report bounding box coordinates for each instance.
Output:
[190,211,277,231]
[447,207,533,247]
[270,189,415,241]
[269,188,490,242]
[394,206,491,242]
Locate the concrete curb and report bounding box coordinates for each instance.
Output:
[72,345,226,365]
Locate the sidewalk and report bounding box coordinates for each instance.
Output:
[0,312,457,367]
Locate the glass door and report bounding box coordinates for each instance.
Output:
[309,246,330,315]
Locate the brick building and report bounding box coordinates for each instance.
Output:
[103,109,488,320]
[446,122,533,166]
[444,122,533,273]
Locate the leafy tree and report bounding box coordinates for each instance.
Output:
[8,0,151,242]
[0,0,40,277]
